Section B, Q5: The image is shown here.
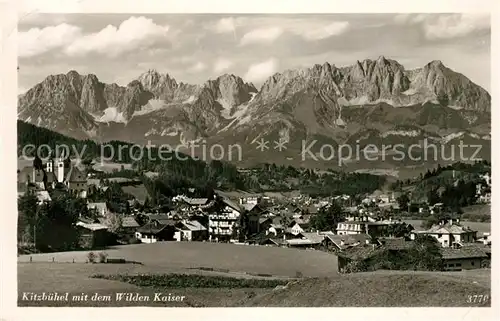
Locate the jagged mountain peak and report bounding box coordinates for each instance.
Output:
[127,79,144,88]
[201,73,258,110]
[18,57,491,153]
[427,60,445,68]
[137,69,179,100]
[66,70,81,78]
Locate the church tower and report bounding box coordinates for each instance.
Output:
[56,154,65,183]
[46,158,54,173]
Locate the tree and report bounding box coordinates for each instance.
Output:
[385,222,413,238]
[396,193,410,212]
[426,188,440,206]
[437,91,449,107]
[234,210,250,242]
[406,235,443,271]
[81,156,94,172]
[18,193,39,243]
[310,202,345,232]
[30,194,83,251]
[422,212,454,230]
[103,213,123,234]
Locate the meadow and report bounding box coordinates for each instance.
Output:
[18,242,491,307]
[18,241,338,277]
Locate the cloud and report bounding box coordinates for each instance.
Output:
[423,14,490,40]
[18,23,82,58]
[393,13,490,39]
[211,17,236,33]
[240,27,284,46]
[299,21,350,40]
[213,58,233,73]
[244,58,278,83]
[18,13,70,27]
[64,16,170,57]
[188,62,207,73]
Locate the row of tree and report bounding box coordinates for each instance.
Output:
[18,192,89,252]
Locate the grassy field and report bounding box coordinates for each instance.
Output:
[18,262,490,307]
[462,204,491,216]
[245,269,491,307]
[18,263,275,307]
[18,242,336,307]
[18,242,338,277]
[18,242,491,307]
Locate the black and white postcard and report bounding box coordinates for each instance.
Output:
[0,0,497,320]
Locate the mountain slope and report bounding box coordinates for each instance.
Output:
[18,57,490,172]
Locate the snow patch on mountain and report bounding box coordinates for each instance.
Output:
[85,128,98,137]
[278,128,290,143]
[217,93,258,132]
[94,107,127,123]
[180,132,203,147]
[183,95,196,104]
[402,88,418,96]
[338,96,400,107]
[218,98,233,119]
[380,130,420,138]
[335,118,346,126]
[133,99,167,116]
[161,130,178,137]
[442,132,465,144]
[144,128,158,137]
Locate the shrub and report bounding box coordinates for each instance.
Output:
[98,252,108,263]
[127,237,142,244]
[87,251,96,263]
[91,273,288,289]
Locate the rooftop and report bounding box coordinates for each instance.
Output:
[441,245,489,260]
[378,237,413,250]
[419,223,477,235]
[65,166,86,183]
[177,220,207,231]
[301,232,326,244]
[121,216,140,228]
[76,221,108,231]
[87,202,107,211]
[137,222,169,234]
[325,233,372,250]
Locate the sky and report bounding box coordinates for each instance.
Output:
[18,13,491,93]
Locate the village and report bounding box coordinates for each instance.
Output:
[17,153,492,274]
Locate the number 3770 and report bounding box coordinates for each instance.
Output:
[467,294,490,304]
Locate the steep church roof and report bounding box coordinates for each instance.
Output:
[65,166,86,182]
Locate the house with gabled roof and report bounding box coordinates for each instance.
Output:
[76,221,111,249]
[174,220,208,241]
[65,166,87,197]
[323,233,372,252]
[206,198,242,242]
[135,219,175,243]
[410,219,477,247]
[87,202,109,217]
[441,244,489,271]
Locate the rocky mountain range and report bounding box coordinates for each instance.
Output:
[18,56,490,175]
